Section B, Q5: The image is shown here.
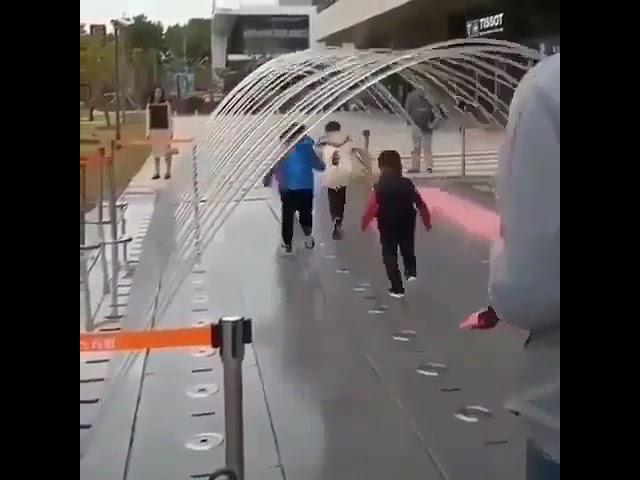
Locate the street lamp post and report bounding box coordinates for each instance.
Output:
[113,23,121,140]
[111,18,132,141]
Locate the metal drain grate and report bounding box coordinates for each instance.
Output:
[186,384,219,398]
[191,411,216,418]
[192,367,214,373]
[85,358,109,365]
[80,377,105,384]
[185,433,224,451]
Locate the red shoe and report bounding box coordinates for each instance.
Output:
[460,306,500,330]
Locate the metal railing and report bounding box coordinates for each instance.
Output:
[80,145,133,328]
[366,127,499,179]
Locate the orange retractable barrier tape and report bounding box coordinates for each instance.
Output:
[80,326,214,353]
[117,137,194,147]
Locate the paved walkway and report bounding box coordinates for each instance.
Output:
[81,115,523,480]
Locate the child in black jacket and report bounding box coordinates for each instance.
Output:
[361,150,432,297]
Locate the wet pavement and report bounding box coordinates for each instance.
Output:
[81,115,526,480]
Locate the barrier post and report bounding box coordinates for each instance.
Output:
[362,129,370,154]
[217,316,252,480]
[120,203,129,267]
[460,126,467,178]
[80,163,87,246]
[80,165,89,324]
[362,129,373,187]
[106,140,121,319]
[97,147,110,294]
[191,144,204,264]
[80,243,101,325]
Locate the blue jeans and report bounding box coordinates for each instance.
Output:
[527,439,560,480]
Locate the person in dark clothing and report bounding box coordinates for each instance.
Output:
[361,150,432,297]
[405,87,435,173]
[264,123,326,255]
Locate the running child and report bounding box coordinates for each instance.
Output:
[361,150,432,298]
[264,123,326,255]
[316,121,355,239]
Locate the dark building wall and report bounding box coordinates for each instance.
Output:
[322,0,559,53]
[227,15,310,56]
[461,0,559,53]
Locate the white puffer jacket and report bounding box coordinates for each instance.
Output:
[318,132,355,189]
[489,54,560,461]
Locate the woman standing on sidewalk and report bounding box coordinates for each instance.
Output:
[146,86,174,180]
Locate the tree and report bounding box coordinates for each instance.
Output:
[80,36,116,123]
[125,14,164,52]
[164,19,210,65]
[184,19,211,63]
[164,24,186,60]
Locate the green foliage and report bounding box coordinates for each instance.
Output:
[126,14,164,51]
[163,19,211,65]
[80,36,116,91]
[80,15,212,99]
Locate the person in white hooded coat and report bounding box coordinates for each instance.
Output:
[492,53,560,478]
[463,53,559,479]
[317,121,356,240]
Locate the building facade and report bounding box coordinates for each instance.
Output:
[311,0,558,112]
[313,0,559,55]
[210,0,318,89]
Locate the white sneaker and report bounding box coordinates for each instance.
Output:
[304,235,315,249]
[406,276,417,282]
[279,244,294,256]
[388,288,405,298]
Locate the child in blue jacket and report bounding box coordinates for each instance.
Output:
[264,123,326,254]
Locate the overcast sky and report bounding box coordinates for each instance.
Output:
[80,0,213,28]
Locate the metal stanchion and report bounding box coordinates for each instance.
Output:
[80,164,87,246]
[120,202,129,267]
[362,129,370,154]
[96,147,110,295]
[362,129,374,188]
[460,126,467,178]
[106,140,122,319]
[80,243,101,324]
[80,165,90,325]
[213,316,252,480]
[191,144,204,264]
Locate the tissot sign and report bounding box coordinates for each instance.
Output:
[466,13,505,38]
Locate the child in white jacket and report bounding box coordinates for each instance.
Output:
[317,121,354,239]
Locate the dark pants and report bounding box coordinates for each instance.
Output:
[280,189,314,246]
[328,186,347,222]
[380,223,416,292]
[527,439,560,480]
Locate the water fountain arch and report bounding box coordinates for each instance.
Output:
[155,39,541,318]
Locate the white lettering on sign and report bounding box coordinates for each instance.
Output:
[80,335,117,352]
[466,13,505,38]
[244,28,308,39]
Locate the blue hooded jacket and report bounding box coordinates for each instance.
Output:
[274,136,325,192]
